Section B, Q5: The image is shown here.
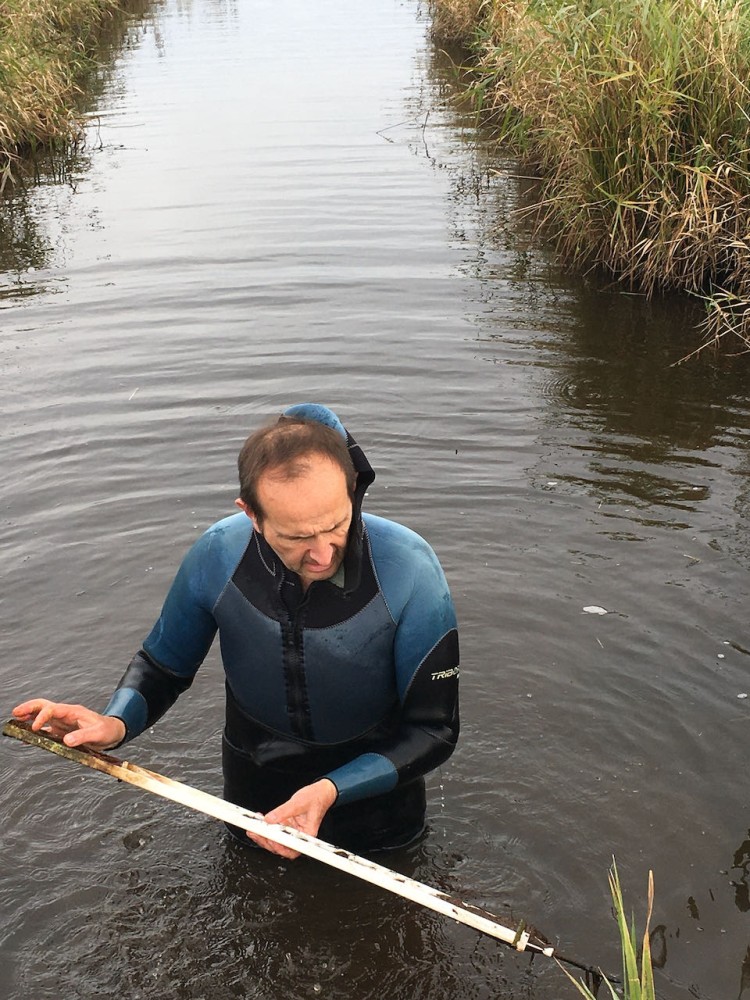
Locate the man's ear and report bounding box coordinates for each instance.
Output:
[235,498,261,532]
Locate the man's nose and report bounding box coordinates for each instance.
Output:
[309,539,334,565]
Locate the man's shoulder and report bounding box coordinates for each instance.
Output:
[362,512,433,558]
[362,513,446,591]
[189,511,253,563]
[160,513,253,612]
[362,514,453,623]
[204,511,253,541]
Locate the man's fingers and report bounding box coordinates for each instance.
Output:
[66,717,125,750]
[30,703,63,730]
[34,704,92,735]
[12,698,52,719]
[13,700,87,726]
[63,726,100,747]
[262,809,286,827]
[13,698,58,722]
[11,701,124,750]
[245,829,300,860]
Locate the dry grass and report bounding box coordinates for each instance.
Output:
[430,0,750,352]
[428,0,490,44]
[0,0,130,183]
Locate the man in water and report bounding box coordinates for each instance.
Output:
[13,404,459,857]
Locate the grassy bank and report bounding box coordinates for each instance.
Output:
[0,0,136,180]
[430,0,750,353]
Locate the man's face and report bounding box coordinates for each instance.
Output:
[237,455,353,590]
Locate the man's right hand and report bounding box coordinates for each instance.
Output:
[11,699,126,750]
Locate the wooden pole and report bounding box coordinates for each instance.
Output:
[2,718,603,979]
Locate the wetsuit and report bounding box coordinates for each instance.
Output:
[103,404,460,852]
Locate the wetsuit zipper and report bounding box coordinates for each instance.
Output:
[280,591,314,741]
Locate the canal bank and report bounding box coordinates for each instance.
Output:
[429,0,750,354]
[0,0,152,179]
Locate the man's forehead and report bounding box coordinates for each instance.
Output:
[257,464,352,530]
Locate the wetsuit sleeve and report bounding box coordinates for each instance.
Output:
[324,541,459,806]
[102,529,224,744]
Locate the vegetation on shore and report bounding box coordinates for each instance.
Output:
[430,0,750,353]
[0,0,135,182]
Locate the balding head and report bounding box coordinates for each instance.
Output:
[237,417,356,523]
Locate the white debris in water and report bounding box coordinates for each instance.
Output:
[582,605,608,615]
[738,693,748,699]
[718,653,725,659]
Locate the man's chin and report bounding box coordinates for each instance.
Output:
[301,560,340,583]
[305,565,333,578]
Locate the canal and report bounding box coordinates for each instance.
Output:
[2,1,750,997]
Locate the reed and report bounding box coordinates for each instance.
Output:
[428,0,489,44]
[561,861,656,1000]
[0,0,129,182]
[430,0,750,351]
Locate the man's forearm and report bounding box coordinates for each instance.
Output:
[103,649,194,743]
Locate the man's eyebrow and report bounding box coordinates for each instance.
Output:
[280,516,349,541]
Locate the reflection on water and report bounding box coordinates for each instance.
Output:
[732,833,750,913]
[1,210,43,286]
[0,0,161,299]
[0,155,84,299]
[740,947,750,1000]
[2,2,750,999]
[9,805,533,1000]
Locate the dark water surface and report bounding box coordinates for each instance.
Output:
[3,2,750,998]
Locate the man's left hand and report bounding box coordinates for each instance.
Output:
[247,778,338,859]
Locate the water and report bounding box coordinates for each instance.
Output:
[2,1,750,997]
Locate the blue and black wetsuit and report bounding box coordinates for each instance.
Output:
[104,405,459,852]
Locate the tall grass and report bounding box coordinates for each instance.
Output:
[429,0,489,43]
[562,861,656,1000]
[430,0,750,352]
[0,0,130,182]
